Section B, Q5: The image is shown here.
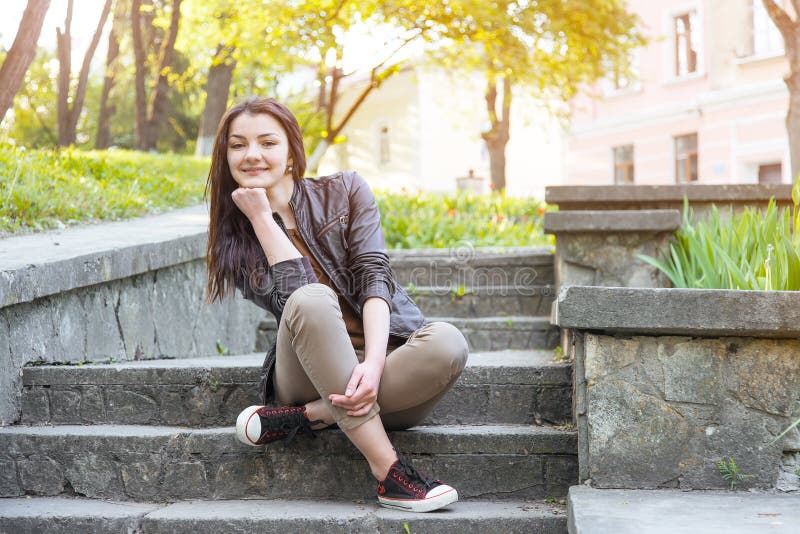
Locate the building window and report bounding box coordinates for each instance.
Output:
[613,145,635,184]
[748,0,784,57]
[758,162,782,184]
[379,124,390,165]
[674,11,699,76]
[675,133,698,183]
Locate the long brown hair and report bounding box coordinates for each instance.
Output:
[204,97,307,303]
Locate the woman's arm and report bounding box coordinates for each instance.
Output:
[232,187,299,264]
[331,296,390,416]
[232,187,317,313]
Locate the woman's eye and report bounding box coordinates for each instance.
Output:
[230,144,243,149]
[262,141,276,147]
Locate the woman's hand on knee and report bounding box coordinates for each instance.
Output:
[329,361,383,416]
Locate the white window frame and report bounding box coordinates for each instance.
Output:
[376,121,391,166]
[662,3,705,83]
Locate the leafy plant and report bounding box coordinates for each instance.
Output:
[377,189,552,249]
[639,179,800,290]
[216,340,230,356]
[716,457,753,490]
[553,345,566,362]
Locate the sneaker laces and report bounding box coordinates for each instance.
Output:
[260,408,324,447]
[395,454,435,490]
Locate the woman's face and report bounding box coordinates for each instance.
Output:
[226,112,293,190]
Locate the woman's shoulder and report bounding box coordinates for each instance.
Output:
[301,170,368,190]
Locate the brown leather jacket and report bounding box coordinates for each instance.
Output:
[236,170,425,404]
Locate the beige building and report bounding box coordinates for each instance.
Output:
[568,0,794,185]
[317,66,566,198]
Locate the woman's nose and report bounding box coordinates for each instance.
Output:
[244,142,261,160]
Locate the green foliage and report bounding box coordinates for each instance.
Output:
[553,345,565,362]
[716,457,753,490]
[377,189,552,249]
[639,188,800,290]
[0,145,208,235]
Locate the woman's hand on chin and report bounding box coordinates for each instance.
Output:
[231,187,272,222]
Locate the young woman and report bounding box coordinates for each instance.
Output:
[204,97,469,513]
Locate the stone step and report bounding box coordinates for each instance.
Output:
[567,486,800,534]
[389,247,555,288]
[20,351,571,427]
[0,424,577,502]
[406,285,554,317]
[0,496,568,533]
[258,316,559,353]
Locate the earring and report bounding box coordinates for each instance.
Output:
[286,165,293,174]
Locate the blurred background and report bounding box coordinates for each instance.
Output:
[0,0,797,201]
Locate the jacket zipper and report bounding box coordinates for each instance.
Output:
[316,213,348,239]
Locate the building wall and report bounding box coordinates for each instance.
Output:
[318,66,565,198]
[567,0,792,185]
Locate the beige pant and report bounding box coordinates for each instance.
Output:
[273,283,469,431]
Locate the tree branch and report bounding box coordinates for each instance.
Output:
[71,0,112,126]
[762,0,797,55]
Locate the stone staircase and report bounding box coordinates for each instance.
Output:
[0,247,575,532]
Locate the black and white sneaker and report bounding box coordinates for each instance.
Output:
[235,405,322,447]
[377,454,458,512]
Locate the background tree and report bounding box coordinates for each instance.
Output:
[762,0,800,180]
[96,0,129,148]
[56,0,113,146]
[0,0,51,124]
[132,0,184,150]
[439,0,645,191]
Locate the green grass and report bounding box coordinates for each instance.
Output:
[1,145,551,248]
[0,144,209,236]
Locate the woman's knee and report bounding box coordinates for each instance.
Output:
[284,283,338,317]
[420,321,469,376]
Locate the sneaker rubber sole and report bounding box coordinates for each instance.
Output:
[377,484,459,513]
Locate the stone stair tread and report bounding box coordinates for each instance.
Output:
[22,349,569,386]
[430,316,551,323]
[0,423,577,457]
[0,422,575,442]
[568,486,800,534]
[0,496,567,533]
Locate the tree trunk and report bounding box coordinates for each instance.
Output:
[481,76,512,192]
[56,0,73,146]
[141,0,183,151]
[96,0,126,149]
[788,73,800,182]
[131,0,147,149]
[195,45,236,157]
[306,138,331,175]
[761,1,799,181]
[64,0,112,145]
[0,0,51,124]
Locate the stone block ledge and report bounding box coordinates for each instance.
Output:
[0,205,210,308]
[546,184,794,211]
[555,285,800,338]
[544,210,680,234]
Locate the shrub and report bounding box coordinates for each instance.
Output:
[377,189,551,249]
[639,181,800,291]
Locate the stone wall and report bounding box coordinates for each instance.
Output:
[545,184,794,218]
[0,206,266,426]
[544,210,680,291]
[557,286,800,491]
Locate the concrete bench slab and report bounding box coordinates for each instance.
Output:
[568,486,800,534]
